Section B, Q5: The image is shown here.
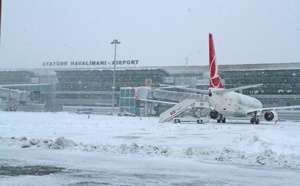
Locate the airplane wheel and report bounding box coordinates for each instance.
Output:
[197,120,203,124]
[250,118,259,124]
[174,119,180,124]
[222,118,226,123]
[217,119,221,123]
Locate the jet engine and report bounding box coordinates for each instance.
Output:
[264,111,278,121]
[210,110,219,119]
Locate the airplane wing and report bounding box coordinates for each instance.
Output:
[157,84,190,89]
[247,105,300,115]
[174,84,263,95]
[156,85,208,94]
[137,98,178,105]
[212,84,263,94]
[169,87,209,94]
[158,84,263,94]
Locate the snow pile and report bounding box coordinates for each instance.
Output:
[52,137,76,149]
[0,137,173,155]
[1,135,299,168]
[182,129,300,168]
[184,146,300,168]
[0,136,76,149]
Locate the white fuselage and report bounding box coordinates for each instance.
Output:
[208,89,263,117]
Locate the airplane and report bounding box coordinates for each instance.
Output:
[132,33,300,124]
[205,33,300,124]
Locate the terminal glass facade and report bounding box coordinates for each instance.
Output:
[54,69,168,109]
[119,87,140,115]
[221,70,300,95]
[56,69,170,91]
[0,71,35,84]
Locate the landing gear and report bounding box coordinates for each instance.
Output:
[250,111,260,124]
[217,114,226,123]
[174,119,180,124]
[250,117,260,124]
[222,117,226,123]
[197,119,203,124]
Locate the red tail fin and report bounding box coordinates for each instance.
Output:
[131,86,140,100]
[209,33,224,88]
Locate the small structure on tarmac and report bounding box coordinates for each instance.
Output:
[159,99,210,123]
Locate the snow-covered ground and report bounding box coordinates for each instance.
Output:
[0,111,300,185]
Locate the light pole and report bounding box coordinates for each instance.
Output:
[111,39,121,114]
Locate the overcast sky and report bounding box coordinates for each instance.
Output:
[0,0,299,69]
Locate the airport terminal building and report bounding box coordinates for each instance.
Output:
[1,62,300,114]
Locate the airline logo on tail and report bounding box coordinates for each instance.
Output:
[209,33,224,89]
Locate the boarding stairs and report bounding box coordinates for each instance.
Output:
[159,99,209,123]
